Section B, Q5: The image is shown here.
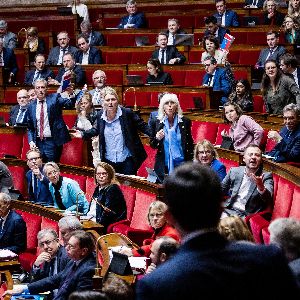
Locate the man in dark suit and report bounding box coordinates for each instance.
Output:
[151,32,186,65]
[213,0,239,27]
[0,162,13,194]
[117,0,146,29]
[75,35,102,65]
[263,0,285,26]
[0,193,26,254]
[244,0,264,8]
[27,79,76,163]
[89,70,107,106]
[80,20,105,46]
[25,149,52,204]
[164,18,187,45]
[49,53,86,87]
[280,53,300,88]
[71,87,151,175]
[136,163,300,299]
[5,230,96,300]
[0,38,18,84]
[46,31,78,66]
[202,55,231,104]
[31,228,70,282]
[9,89,29,126]
[24,54,54,86]
[204,15,230,44]
[0,20,17,49]
[222,144,274,217]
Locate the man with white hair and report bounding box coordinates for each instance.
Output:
[0,38,18,84]
[89,70,107,105]
[118,0,146,29]
[9,89,29,126]
[0,20,17,49]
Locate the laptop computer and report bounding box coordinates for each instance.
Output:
[242,16,260,26]
[135,36,150,46]
[174,34,194,46]
[126,75,144,86]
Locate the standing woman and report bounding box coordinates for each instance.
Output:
[261,59,300,114]
[86,162,127,233]
[282,15,300,44]
[222,102,264,152]
[146,59,173,85]
[228,79,254,112]
[200,35,227,64]
[149,93,194,182]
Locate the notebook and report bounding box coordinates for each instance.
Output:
[126,75,144,86]
[242,16,260,26]
[174,34,194,46]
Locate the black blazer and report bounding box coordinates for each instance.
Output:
[149,116,194,182]
[146,72,173,85]
[55,65,86,86]
[75,46,102,65]
[9,104,28,126]
[151,46,186,65]
[24,68,55,86]
[204,26,230,44]
[263,11,285,26]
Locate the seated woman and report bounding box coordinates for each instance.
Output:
[262,0,285,26]
[149,93,194,183]
[146,59,173,85]
[288,0,300,24]
[200,35,227,65]
[43,162,89,214]
[119,200,180,257]
[23,27,46,63]
[261,59,300,115]
[267,103,300,163]
[86,162,127,232]
[282,15,300,45]
[222,102,264,152]
[193,139,226,181]
[228,79,254,112]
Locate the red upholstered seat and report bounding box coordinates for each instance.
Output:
[265,135,278,153]
[123,91,151,107]
[41,217,59,231]
[239,50,260,65]
[168,70,186,86]
[215,123,231,145]
[104,52,131,64]
[137,144,156,178]
[287,185,300,219]
[60,172,86,192]
[7,165,26,196]
[105,70,124,85]
[191,121,219,144]
[131,51,153,64]
[127,70,147,84]
[184,70,205,86]
[178,92,208,111]
[106,34,136,47]
[21,133,30,160]
[253,95,264,113]
[62,113,77,129]
[60,138,84,167]
[188,50,201,64]
[219,158,239,173]
[85,176,97,203]
[0,131,24,158]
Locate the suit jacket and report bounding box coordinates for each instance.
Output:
[24,68,55,86]
[0,161,14,193]
[146,72,173,85]
[136,231,300,299]
[213,9,240,27]
[204,26,230,44]
[256,46,286,67]
[26,168,53,204]
[263,11,285,26]
[2,31,18,49]
[149,116,194,182]
[151,46,186,65]
[75,46,102,65]
[2,47,18,76]
[245,0,264,8]
[9,104,28,126]
[89,31,105,46]
[46,46,78,66]
[0,210,26,254]
[27,93,76,146]
[222,166,273,215]
[28,252,96,300]
[118,12,146,28]
[55,65,86,86]
[31,246,70,282]
[82,107,151,171]
[210,158,227,181]
[268,124,300,163]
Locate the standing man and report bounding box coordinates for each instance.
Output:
[80,20,105,46]
[136,163,300,299]
[0,20,17,49]
[213,0,239,27]
[204,15,230,44]
[222,144,274,217]
[279,53,300,88]
[26,79,76,163]
[25,149,52,204]
[75,35,102,65]
[46,32,78,66]
[152,32,186,65]
[9,89,29,126]
[118,0,146,29]
[0,38,18,84]
[0,193,26,254]
[89,70,107,106]
[24,54,54,86]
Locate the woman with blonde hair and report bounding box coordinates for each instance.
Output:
[193,139,226,180]
[282,15,300,44]
[23,26,45,63]
[288,0,300,24]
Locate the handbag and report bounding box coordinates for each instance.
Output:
[220,135,234,150]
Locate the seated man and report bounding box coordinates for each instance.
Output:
[80,20,104,46]
[28,88,36,102]
[46,31,78,66]
[89,70,107,106]
[262,0,285,26]
[24,54,55,86]
[49,53,86,86]
[31,228,70,282]
[279,53,300,88]
[267,103,300,163]
[117,0,146,29]
[26,149,52,204]
[0,38,18,84]
[164,18,186,46]
[8,89,29,126]
[0,161,13,194]
[151,32,186,65]
[213,0,239,27]
[0,20,17,49]
[202,55,231,104]
[58,216,83,245]
[0,193,26,254]
[204,15,230,44]
[222,144,274,218]
[244,0,264,8]
[75,34,102,65]
[5,230,96,300]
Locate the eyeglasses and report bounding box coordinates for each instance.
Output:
[39,239,56,247]
[27,156,41,162]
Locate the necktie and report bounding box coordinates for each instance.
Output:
[208,74,214,87]
[161,49,166,64]
[16,108,26,124]
[32,71,40,83]
[39,101,44,140]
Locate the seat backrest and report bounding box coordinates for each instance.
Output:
[288,185,300,219]
[41,217,59,232]
[60,173,86,193]
[60,138,84,167]
[85,176,97,203]
[137,144,156,178]
[120,185,137,221]
[191,121,219,144]
[219,158,239,173]
[7,165,27,196]
[215,123,231,145]
[0,132,24,158]
[130,190,156,230]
